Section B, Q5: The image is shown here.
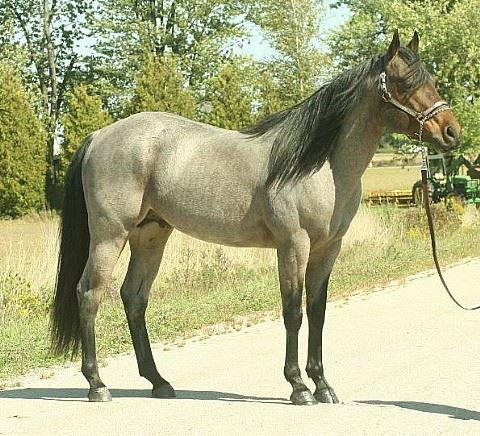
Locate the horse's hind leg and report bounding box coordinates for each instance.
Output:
[277,230,317,406]
[78,232,127,402]
[120,221,175,398]
[305,241,341,403]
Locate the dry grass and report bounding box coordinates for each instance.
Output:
[0,214,58,294]
[362,166,421,193]
[0,207,385,301]
[343,205,390,248]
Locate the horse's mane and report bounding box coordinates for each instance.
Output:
[242,47,427,189]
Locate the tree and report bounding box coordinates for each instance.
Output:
[255,67,287,119]
[251,0,327,107]
[0,67,47,217]
[58,84,113,189]
[204,59,254,129]
[126,54,196,118]
[0,0,92,206]
[329,0,480,153]
[90,0,251,115]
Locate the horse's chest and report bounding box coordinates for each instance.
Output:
[299,184,362,246]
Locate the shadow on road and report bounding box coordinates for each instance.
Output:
[358,400,480,421]
[0,387,288,405]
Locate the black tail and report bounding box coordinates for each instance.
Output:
[51,136,93,357]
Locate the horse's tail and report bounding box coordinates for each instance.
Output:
[51,135,93,357]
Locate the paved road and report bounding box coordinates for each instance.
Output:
[2,260,480,435]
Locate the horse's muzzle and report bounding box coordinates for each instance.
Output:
[443,124,461,148]
[432,129,461,153]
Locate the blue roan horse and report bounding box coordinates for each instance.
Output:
[52,32,460,405]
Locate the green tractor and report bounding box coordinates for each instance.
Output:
[411,154,480,206]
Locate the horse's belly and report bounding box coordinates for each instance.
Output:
[154,197,275,248]
[164,214,275,248]
[177,222,275,248]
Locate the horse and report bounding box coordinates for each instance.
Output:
[51,31,460,405]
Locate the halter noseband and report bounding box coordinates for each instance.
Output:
[379,71,450,142]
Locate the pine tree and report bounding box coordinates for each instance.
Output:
[256,69,284,120]
[0,67,47,217]
[1,0,92,206]
[61,84,112,162]
[204,61,254,130]
[126,54,196,118]
[58,84,113,188]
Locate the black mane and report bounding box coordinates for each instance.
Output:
[242,47,427,189]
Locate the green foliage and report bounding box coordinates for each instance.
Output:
[403,202,463,240]
[251,0,326,106]
[58,84,113,187]
[0,272,50,324]
[255,67,285,119]
[204,59,254,129]
[0,0,93,205]
[329,0,480,154]
[91,0,251,115]
[452,91,480,155]
[126,54,196,118]
[0,67,47,217]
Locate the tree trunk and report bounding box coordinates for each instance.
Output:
[43,0,60,208]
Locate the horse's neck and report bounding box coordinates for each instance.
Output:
[329,102,383,189]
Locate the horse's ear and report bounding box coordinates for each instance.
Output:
[386,30,400,62]
[407,30,419,53]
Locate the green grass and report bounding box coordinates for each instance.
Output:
[1,206,479,386]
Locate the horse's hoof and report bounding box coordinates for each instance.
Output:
[88,386,112,402]
[152,383,176,399]
[314,387,339,404]
[290,390,318,406]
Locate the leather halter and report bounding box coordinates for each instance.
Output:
[379,72,478,310]
[379,71,451,142]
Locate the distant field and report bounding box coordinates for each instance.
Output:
[371,153,396,165]
[362,165,421,193]
[371,152,422,167]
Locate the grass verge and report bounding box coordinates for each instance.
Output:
[1,206,479,387]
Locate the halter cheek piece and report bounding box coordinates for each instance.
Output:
[379,71,450,142]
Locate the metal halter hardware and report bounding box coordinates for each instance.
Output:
[379,71,451,143]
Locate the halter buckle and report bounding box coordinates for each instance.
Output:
[379,72,392,102]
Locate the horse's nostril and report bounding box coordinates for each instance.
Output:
[445,125,457,141]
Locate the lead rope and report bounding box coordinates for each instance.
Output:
[420,147,480,310]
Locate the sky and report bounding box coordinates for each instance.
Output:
[237,2,351,59]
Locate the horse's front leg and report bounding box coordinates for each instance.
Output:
[305,241,342,403]
[277,230,316,405]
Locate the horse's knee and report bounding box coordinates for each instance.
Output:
[283,305,303,331]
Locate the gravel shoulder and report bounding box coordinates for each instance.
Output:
[1,260,480,435]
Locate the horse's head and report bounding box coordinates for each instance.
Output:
[379,31,460,153]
